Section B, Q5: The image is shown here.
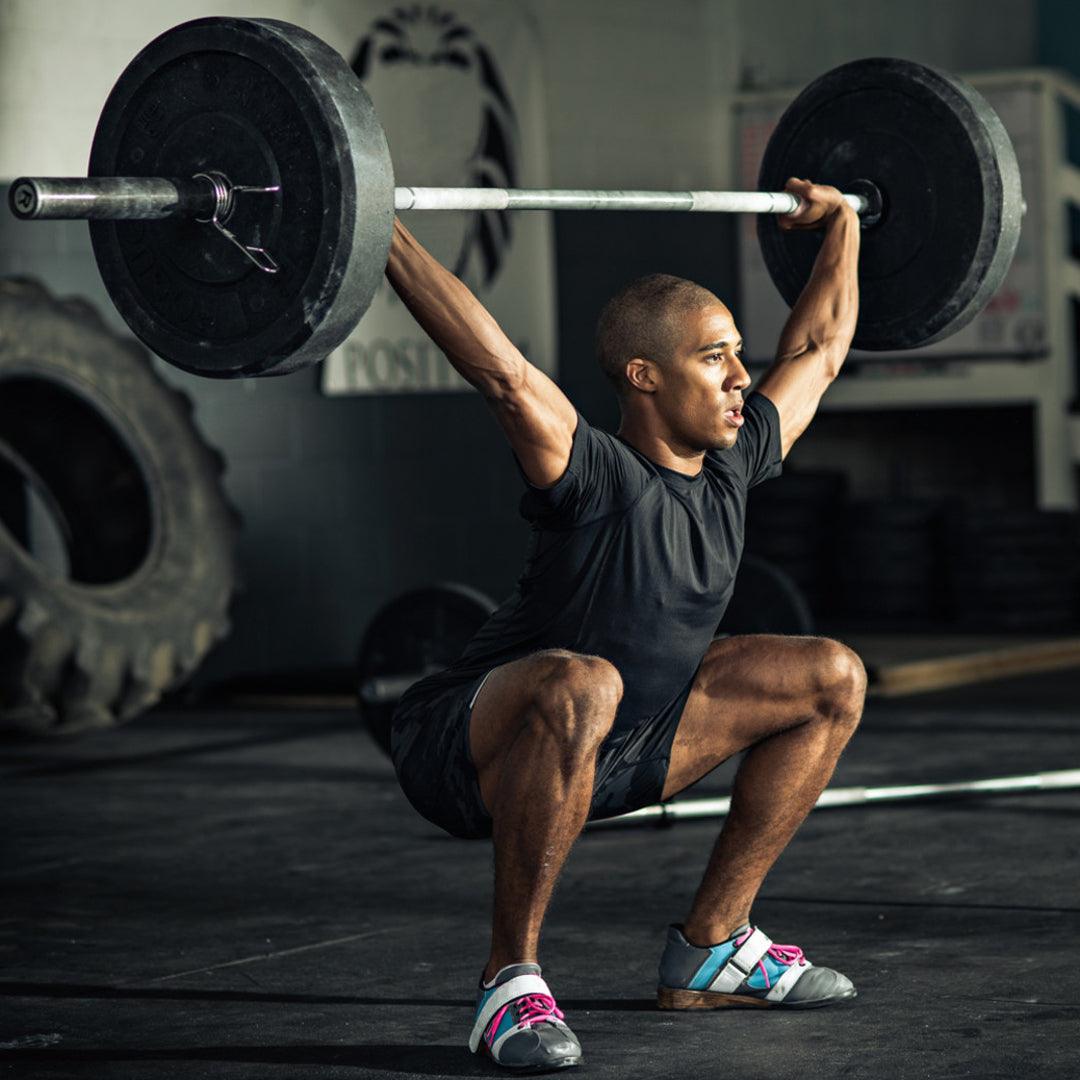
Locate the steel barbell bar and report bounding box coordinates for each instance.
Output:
[588,768,1080,830]
[393,186,870,215]
[9,176,216,220]
[8,176,875,278]
[10,175,870,223]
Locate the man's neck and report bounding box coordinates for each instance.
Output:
[615,415,705,477]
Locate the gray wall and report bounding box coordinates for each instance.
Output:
[0,1,1044,683]
[734,0,1036,91]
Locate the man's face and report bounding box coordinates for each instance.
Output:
[657,303,751,451]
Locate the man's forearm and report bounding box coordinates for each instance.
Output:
[775,206,860,371]
[384,219,525,398]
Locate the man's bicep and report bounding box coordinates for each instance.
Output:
[753,346,836,459]
[488,361,579,488]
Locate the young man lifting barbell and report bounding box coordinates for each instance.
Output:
[385,176,863,1071]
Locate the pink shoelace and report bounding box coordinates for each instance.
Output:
[734,927,807,990]
[485,994,565,1048]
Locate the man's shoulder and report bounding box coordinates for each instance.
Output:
[705,392,784,488]
[518,413,653,527]
[574,415,653,478]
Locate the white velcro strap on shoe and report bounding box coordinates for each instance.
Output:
[468,973,552,1053]
[708,928,773,993]
[765,959,813,1002]
[490,1017,572,1059]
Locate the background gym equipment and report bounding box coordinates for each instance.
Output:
[356,582,497,755]
[716,552,815,637]
[8,18,1022,376]
[743,469,849,617]
[0,280,239,736]
[588,768,1080,829]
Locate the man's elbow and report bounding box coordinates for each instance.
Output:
[811,330,853,381]
[444,345,526,402]
[823,347,848,382]
[774,328,851,381]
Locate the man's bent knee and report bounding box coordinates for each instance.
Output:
[811,639,867,725]
[528,651,623,750]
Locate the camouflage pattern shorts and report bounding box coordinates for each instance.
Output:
[389,667,697,839]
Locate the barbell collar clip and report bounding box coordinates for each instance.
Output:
[192,171,281,274]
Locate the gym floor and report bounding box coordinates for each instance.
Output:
[2,663,1077,1079]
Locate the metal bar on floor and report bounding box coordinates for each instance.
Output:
[587,768,1080,829]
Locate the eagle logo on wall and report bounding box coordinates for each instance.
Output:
[352,6,519,288]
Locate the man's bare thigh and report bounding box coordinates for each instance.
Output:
[467,649,611,814]
[468,654,548,777]
[662,634,864,800]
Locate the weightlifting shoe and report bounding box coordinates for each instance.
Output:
[657,923,856,1009]
[469,962,582,1071]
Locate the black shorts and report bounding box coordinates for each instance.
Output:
[389,667,697,839]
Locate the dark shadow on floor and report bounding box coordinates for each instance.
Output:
[4,718,367,779]
[0,1043,495,1075]
[0,981,655,1013]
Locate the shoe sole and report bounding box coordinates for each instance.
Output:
[511,1059,581,1073]
[657,986,857,1010]
[476,1045,583,1072]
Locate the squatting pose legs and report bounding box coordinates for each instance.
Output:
[469,650,623,980]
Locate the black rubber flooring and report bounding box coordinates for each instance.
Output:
[2,668,1078,1078]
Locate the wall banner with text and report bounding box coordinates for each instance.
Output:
[319,3,555,396]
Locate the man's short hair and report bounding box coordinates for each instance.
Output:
[595,273,720,399]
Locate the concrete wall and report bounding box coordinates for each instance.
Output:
[0,0,1044,683]
[734,0,1036,91]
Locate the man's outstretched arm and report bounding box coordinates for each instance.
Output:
[385,218,577,486]
[754,178,860,459]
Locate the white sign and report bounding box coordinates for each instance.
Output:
[735,81,1046,363]
[320,3,555,395]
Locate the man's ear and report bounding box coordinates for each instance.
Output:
[624,357,659,395]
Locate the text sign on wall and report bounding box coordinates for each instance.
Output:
[735,81,1046,363]
[320,3,555,396]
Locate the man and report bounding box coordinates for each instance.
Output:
[385,177,865,1071]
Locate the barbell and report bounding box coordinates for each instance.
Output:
[7,18,1023,378]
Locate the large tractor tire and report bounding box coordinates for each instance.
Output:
[0,279,239,736]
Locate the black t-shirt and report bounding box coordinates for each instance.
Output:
[419,391,783,731]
